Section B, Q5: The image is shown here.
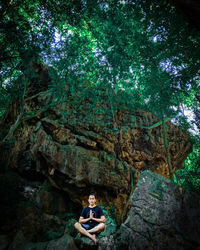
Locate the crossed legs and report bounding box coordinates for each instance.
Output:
[74,222,105,244]
[87,223,105,234]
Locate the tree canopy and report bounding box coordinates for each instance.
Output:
[0,0,200,188]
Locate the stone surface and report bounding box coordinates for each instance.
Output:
[0,234,9,250]
[0,63,194,249]
[74,208,117,249]
[0,171,76,250]
[114,170,200,250]
[1,168,200,249]
[0,72,192,224]
[22,234,77,250]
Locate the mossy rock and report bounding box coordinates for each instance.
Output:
[74,209,117,248]
[22,234,77,250]
[98,209,117,238]
[64,218,77,237]
[22,241,48,250]
[74,234,98,249]
[42,230,63,241]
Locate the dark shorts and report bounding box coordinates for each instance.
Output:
[80,223,98,230]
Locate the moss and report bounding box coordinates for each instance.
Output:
[148,179,166,201]
[64,218,77,237]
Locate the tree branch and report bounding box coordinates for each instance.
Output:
[24,90,52,102]
[0,78,27,146]
[140,117,170,130]
[24,100,61,120]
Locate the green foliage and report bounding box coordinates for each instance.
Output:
[98,202,117,222]
[1,0,200,125]
[1,1,200,191]
[175,140,200,195]
[64,218,77,237]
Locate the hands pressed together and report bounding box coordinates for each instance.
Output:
[79,208,105,224]
[89,209,94,220]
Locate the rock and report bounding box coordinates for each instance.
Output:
[0,63,193,247]
[0,235,9,250]
[97,235,115,250]
[22,234,77,250]
[8,230,26,250]
[46,234,78,250]
[98,209,117,238]
[1,103,192,223]
[0,171,26,234]
[22,241,48,250]
[74,209,117,249]
[9,167,200,250]
[74,233,114,250]
[115,170,200,250]
[64,217,79,237]
[36,180,67,215]
[74,235,98,250]
[0,170,76,249]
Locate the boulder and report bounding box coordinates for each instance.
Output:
[114,170,200,250]
[74,209,117,249]
[22,234,77,250]
[0,234,9,250]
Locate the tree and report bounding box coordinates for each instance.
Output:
[0,0,199,182]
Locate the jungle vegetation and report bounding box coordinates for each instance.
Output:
[0,0,199,193]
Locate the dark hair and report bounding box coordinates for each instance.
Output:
[89,193,96,198]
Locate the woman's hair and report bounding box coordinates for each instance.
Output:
[89,193,96,198]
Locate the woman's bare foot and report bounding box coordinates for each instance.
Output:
[91,234,97,245]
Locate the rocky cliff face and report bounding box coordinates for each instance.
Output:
[75,171,200,250]
[114,170,200,250]
[7,171,199,250]
[0,63,193,249]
